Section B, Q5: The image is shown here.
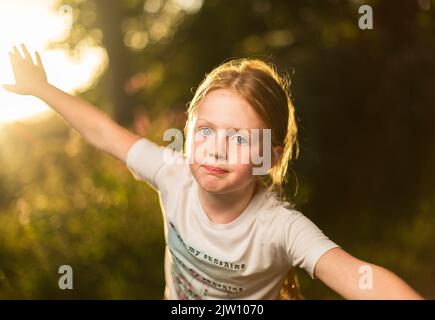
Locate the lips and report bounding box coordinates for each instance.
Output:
[202,165,229,175]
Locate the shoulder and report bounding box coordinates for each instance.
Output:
[254,192,308,243]
[154,147,192,193]
[127,137,192,192]
[255,194,328,244]
[256,191,305,226]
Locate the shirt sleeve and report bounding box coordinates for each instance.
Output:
[282,211,340,279]
[125,138,186,192]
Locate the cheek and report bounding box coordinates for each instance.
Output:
[189,163,200,177]
[227,163,253,179]
[227,144,252,165]
[188,138,204,163]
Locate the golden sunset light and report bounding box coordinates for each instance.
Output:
[0,0,106,124]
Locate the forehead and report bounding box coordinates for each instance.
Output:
[195,89,265,129]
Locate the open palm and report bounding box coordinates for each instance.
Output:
[2,44,48,95]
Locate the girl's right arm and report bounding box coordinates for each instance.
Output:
[2,44,140,162]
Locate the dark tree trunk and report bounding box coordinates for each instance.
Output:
[94,0,135,127]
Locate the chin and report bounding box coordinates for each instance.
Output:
[197,176,227,193]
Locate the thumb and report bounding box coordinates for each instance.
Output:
[1,84,20,93]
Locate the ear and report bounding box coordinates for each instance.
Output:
[272,145,283,167]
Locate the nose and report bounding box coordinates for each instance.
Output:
[208,129,228,161]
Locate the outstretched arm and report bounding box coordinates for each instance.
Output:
[314,247,423,299]
[2,44,140,162]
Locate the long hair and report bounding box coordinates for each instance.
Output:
[184,58,299,201]
[185,58,302,299]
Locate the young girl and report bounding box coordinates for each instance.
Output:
[2,44,423,300]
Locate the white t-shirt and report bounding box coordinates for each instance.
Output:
[126,138,339,300]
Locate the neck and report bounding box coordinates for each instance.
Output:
[197,180,260,224]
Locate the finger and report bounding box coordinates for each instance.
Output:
[13,46,23,60]
[1,84,20,94]
[9,51,19,70]
[35,51,46,72]
[9,50,22,68]
[20,43,33,64]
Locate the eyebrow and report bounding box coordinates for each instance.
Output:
[196,118,246,131]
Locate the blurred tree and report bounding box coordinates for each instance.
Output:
[93,0,137,126]
[0,0,433,299]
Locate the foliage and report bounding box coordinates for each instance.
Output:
[0,0,434,298]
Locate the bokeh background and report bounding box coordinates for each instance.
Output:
[0,0,434,299]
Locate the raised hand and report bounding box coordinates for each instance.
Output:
[2,43,48,96]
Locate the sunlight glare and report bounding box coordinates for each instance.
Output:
[0,0,106,124]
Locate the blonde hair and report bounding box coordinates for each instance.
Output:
[184,58,299,201]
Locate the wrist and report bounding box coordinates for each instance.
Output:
[33,81,52,99]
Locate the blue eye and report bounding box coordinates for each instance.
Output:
[199,127,213,137]
[233,135,248,145]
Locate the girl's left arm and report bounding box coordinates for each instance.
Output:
[314,247,424,299]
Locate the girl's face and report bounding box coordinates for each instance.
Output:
[188,89,267,194]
